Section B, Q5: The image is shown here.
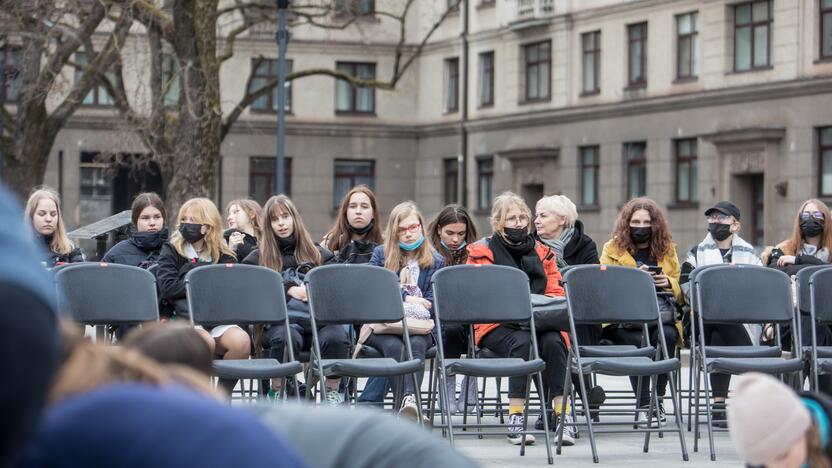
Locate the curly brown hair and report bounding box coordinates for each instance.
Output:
[611,197,674,262]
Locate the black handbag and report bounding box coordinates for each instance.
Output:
[531,294,570,332]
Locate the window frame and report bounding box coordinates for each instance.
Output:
[819,127,832,197]
[581,31,601,95]
[335,62,376,115]
[0,46,20,103]
[335,0,375,16]
[478,51,495,108]
[443,158,459,205]
[676,12,699,80]
[522,40,552,103]
[444,57,460,113]
[822,0,832,60]
[248,58,293,114]
[476,156,494,211]
[627,22,648,88]
[733,0,772,72]
[674,138,699,204]
[333,159,376,209]
[248,156,293,202]
[580,145,600,208]
[624,142,647,200]
[75,52,115,108]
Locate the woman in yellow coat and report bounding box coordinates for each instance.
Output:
[599,197,682,424]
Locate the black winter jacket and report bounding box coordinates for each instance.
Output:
[39,234,84,267]
[332,239,378,264]
[223,229,258,264]
[242,243,335,295]
[155,242,236,317]
[536,220,599,266]
[102,228,168,268]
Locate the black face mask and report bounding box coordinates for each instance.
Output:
[502,226,529,244]
[348,218,374,236]
[133,227,168,251]
[708,223,733,242]
[179,223,205,244]
[629,226,653,245]
[801,218,825,238]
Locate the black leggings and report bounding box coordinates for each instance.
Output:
[702,324,751,398]
[480,326,568,399]
[604,324,678,407]
[440,324,469,359]
[264,322,350,364]
[363,333,430,395]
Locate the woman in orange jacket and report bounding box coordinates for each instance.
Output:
[466,192,575,446]
[599,197,682,425]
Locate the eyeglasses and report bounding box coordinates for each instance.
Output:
[706,214,733,223]
[397,223,421,235]
[801,211,825,221]
[505,215,530,226]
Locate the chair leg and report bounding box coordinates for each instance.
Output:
[686,352,694,432]
[441,370,456,446]
[429,363,440,429]
[633,374,644,429]
[575,367,599,464]
[693,355,701,452]
[667,368,690,461]
[535,371,554,465]
[427,357,435,418]
[473,375,484,439]
[556,368,572,455]
[702,366,717,461]
[411,371,426,429]
[519,374,533,457]
[643,374,658,453]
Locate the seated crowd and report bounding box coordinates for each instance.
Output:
[14,182,832,465]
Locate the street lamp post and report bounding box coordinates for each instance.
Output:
[275,0,290,196]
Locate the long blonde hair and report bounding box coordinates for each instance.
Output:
[258,195,322,272]
[383,201,434,271]
[779,199,832,258]
[226,199,262,240]
[25,187,75,255]
[170,198,235,262]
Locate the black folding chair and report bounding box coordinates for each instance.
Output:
[304,264,426,422]
[185,264,303,401]
[560,265,688,464]
[55,263,159,342]
[808,268,832,391]
[795,265,832,385]
[431,264,553,465]
[693,264,802,461]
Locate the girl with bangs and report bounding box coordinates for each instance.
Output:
[363,201,443,421]
[25,187,84,267]
[600,197,683,424]
[241,195,345,404]
[224,199,262,263]
[323,185,383,264]
[156,198,250,393]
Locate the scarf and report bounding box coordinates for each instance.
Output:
[539,228,575,269]
[691,233,760,268]
[801,244,831,263]
[489,233,547,294]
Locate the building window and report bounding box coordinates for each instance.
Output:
[676,12,699,79]
[479,51,494,107]
[0,47,20,103]
[249,156,292,204]
[734,1,771,71]
[523,40,551,102]
[624,142,647,200]
[822,0,832,59]
[334,160,375,208]
[335,0,374,15]
[476,157,493,211]
[675,138,699,203]
[161,54,180,107]
[444,57,459,113]
[580,146,600,207]
[79,152,112,200]
[448,0,460,10]
[627,23,647,87]
[820,127,832,197]
[581,31,601,94]
[248,58,293,113]
[76,52,115,107]
[443,158,458,205]
[335,62,375,114]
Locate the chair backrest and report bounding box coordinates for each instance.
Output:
[687,264,726,311]
[185,264,288,326]
[562,265,660,324]
[55,263,159,325]
[810,268,832,323]
[696,265,792,324]
[304,264,405,325]
[432,265,533,324]
[796,265,832,313]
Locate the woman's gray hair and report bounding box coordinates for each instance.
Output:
[535,195,578,229]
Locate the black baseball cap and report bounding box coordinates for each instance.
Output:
[705,201,741,221]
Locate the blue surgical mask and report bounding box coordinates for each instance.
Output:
[399,235,425,251]
[440,239,467,252]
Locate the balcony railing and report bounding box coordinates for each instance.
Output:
[517,0,555,19]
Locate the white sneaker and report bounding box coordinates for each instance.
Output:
[399,394,420,421]
[325,389,343,407]
[506,413,536,445]
[555,413,576,446]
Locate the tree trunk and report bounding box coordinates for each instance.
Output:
[2,105,54,199]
